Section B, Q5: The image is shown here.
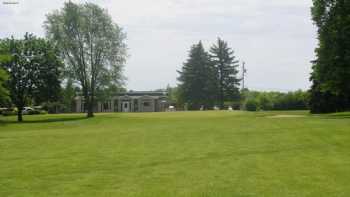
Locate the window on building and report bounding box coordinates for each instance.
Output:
[143,102,150,107]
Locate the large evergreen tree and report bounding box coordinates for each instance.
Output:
[44,2,127,118]
[177,41,217,110]
[210,38,240,108]
[310,0,350,113]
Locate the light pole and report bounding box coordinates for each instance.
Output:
[242,61,247,90]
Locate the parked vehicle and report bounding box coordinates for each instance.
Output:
[22,107,34,115]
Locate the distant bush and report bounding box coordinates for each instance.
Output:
[39,110,48,115]
[27,109,47,115]
[242,90,309,111]
[2,108,17,116]
[42,102,65,114]
[245,99,259,111]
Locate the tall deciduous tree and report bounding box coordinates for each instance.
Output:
[44,2,127,117]
[0,33,62,122]
[310,0,350,113]
[177,41,217,110]
[210,38,241,108]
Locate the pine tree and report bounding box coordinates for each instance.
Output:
[210,38,240,108]
[310,0,350,113]
[177,41,217,110]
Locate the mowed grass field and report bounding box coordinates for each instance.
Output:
[1,111,350,197]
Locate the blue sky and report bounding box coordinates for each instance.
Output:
[0,0,317,91]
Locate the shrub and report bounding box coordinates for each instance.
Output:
[245,99,259,111]
[0,108,5,115]
[242,90,309,111]
[28,110,41,115]
[2,109,17,116]
[39,110,48,115]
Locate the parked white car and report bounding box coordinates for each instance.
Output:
[168,106,176,112]
[22,107,34,115]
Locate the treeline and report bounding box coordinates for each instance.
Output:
[167,85,309,111]
[243,90,309,111]
[310,0,350,113]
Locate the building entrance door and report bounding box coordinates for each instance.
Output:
[122,101,130,112]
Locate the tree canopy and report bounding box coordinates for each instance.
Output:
[0,65,9,105]
[310,0,350,113]
[44,1,127,117]
[177,41,217,110]
[210,38,241,108]
[0,33,63,121]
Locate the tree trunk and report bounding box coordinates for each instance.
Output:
[87,107,94,117]
[219,67,224,109]
[220,87,224,109]
[17,107,23,122]
[86,96,94,118]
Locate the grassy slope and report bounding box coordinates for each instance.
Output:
[0,111,350,197]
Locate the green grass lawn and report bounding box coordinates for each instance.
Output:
[1,111,350,197]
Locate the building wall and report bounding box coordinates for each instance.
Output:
[75,94,168,113]
[140,99,155,112]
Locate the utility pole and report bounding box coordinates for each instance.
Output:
[242,61,247,90]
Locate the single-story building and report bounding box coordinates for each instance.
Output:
[74,91,169,113]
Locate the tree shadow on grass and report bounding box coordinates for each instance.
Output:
[320,113,350,119]
[0,116,88,125]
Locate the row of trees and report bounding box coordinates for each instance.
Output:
[243,90,309,111]
[177,39,241,110]
[166,84,310,111]
[310,0,350,113]
[0,2,127,121]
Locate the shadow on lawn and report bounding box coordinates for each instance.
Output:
[0,116,88,125]
[320,113,350,119]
